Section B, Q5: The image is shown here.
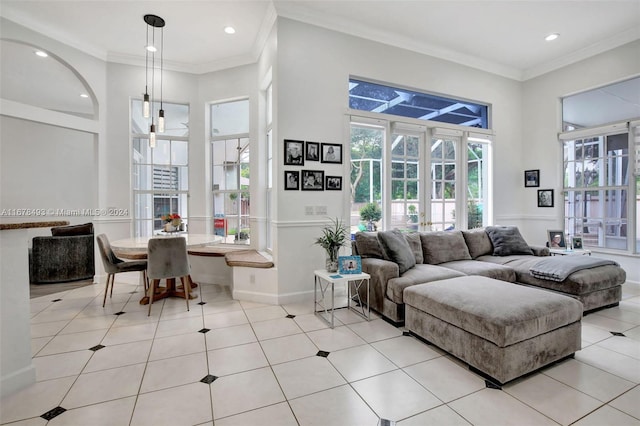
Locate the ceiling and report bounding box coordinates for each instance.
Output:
[1,0,639,81]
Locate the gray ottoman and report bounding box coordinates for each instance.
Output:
[404,276,583,384]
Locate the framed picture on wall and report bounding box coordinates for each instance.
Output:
[537,189,554,207]
[284,139,304,166]
[321,143,342,164]
[524,169,540,187]
[325,176,342,190]
[306,141,320,161]
[284,170,299,190]
[301,170,324,190]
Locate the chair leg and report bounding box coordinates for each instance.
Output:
[102,274,113,307]
[148,279,158,316]
[181,276,190,312]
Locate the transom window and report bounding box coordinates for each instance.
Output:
[349,78,489,129]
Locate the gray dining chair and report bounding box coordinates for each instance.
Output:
[96,234,148,307]
[147,237,191,316]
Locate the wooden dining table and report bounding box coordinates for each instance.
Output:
[110,233,223,305]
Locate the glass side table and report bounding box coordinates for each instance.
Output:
[314,269,370,328]
[549,248,592,256]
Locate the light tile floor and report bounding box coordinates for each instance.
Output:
[1,280,640,425]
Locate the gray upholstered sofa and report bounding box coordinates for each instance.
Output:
[352,226,626,324]
[29,222,95,284]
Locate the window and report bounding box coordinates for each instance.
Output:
[350,123,384,232]
[561,77,639,253]
[349,79,489,128]
[265,83,273,250]
[350,119,492,234]
[211,99,250,244]
[131,100,189,237]
[562,128,631,250]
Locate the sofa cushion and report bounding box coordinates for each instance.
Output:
[462,228,493,259]
[354,232,386,259]
[421,231,472,265]
[404,233,423,264]
[51,222,94,236]
[378,230,416,274]
[439,260,516,282]
[403,276,583,347]
[387,264,464,304]
[485,226,533,256]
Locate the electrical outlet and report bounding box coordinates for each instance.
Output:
[305,206,314,215]
[315,205,327,215]
[249,274,255,284]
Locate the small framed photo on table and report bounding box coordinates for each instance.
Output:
[572,237,583,249]
[339,256,362,274]
[547,230,566,248]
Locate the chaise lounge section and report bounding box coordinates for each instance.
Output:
[352,226,626,324]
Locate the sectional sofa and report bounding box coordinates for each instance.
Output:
[352,226,626,325]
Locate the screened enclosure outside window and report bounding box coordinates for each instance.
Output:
[131,100,189,237]
[349,79,489,129]
[211,99,250,244]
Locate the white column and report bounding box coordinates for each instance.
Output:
[0,228,36,397]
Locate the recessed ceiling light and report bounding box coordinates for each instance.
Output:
[35,50,48,57]
[145,45,157,52]
[545,33,559,42]
[80,93,89,98]
[224,26,236,34]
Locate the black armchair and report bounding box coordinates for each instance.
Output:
[29,222,95,284]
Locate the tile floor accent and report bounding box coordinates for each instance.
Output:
[1,280,639,425]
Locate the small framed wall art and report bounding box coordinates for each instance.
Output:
[306,141,320,161]
[572,237,583,249]
[325,176,342,190]
[301,170,324,190]
[537,189,554,207]
[524,169,540,187]
[338,255,362,274]
[321,143,342,164]
[284,170,299,190]
[284,139,304,166]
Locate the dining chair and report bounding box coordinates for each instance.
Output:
[147,237,191,316]
[96,234,148,307]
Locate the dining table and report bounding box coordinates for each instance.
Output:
[110,233,222,305]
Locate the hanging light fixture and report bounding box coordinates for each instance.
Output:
[143,14,165,148]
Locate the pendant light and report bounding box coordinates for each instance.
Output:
[143,14,165,147]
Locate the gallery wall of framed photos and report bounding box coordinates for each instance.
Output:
[283,139,343,192]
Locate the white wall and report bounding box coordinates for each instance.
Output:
[521,40,640,283]
[272,18,524,302]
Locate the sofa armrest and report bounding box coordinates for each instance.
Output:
[361,258,399,313]
[529,245,550,256]
[30,235,95,283]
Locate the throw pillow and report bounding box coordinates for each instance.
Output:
[404,233,423,264]
[51,222,94,236]
[354,232,386,259]
[462,228,493,258]
[485,226,534,256]
[378,230,416,274]
[420,231,472,264]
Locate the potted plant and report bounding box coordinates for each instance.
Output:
[314,217,349,272]
[359,202,382,231]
